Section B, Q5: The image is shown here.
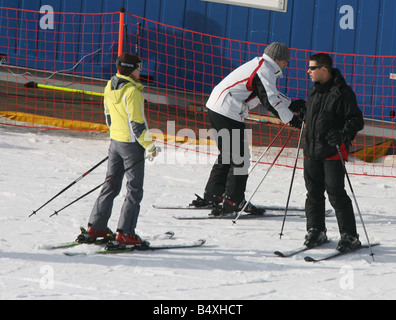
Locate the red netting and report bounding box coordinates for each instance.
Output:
[0,7,395,177]
[0,7,118,131]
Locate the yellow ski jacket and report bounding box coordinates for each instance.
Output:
[103,74,155,152]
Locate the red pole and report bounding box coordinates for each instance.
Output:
[117,7,125,73]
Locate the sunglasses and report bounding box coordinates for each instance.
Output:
[308,65,323,71]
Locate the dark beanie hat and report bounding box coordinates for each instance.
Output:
[116,53,141,75]
[264,42,290,61]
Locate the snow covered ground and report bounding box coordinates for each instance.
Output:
[1,124,396,301]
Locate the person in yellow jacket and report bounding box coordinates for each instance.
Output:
[87,53,158,246]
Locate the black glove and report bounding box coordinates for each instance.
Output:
[289,115,303,129]
[298,111,306,121]
[326,129,344,147]
[289,99,307,114]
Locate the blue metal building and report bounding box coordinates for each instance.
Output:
[2,0,394,54]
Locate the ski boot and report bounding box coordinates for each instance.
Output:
[239,199,265,216]
[116,232,145,246]
[105,232,149,251]
[336,233,361,253]
[210,197,265,216]
[303,228,328,248]
[190,193,223,208]
[76,226,115,244]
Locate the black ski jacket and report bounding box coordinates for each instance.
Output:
[303,68,364,160]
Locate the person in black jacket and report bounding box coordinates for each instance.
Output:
[303,53,364,253]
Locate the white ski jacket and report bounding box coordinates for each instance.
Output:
[206,54,293,123]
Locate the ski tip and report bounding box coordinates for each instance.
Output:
[165,231,175,237]
[40,244,53,250]
[64,251,86,256]
[304,256,316,262]
[274,251,285,257]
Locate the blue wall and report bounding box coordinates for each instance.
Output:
[131,0,396,55]
[2,0,396,55]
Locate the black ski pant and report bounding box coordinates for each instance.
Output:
[304,157,358,236]
[204,109,250,204]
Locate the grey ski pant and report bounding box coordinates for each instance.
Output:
[89,139,145,235]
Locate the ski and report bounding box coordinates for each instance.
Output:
[274,240,331,258]
[174,209,333,220]
[304,243,380,262]
[45,238,109,250]
[64,239,206,256]
[45,228,175,250]
[175,213,302,220]
[153,204,306,212]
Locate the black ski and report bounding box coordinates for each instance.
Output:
[45,228,175,250]
[174,209,332,220]
[153,204,306,212]
[64,239,206,256]
[175,213,302,220]
[304,243,380,262]
[274,240,331,258]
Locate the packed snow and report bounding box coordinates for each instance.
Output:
[1,124,396,300]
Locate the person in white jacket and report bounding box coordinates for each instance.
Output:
[191,42,305,215]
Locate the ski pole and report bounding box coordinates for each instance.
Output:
[248,123,288,175]
[50,155,149,217]
[29,156,109,217]
[279,121,305,238]
[336,145,375,261]
[24,81,104,97]
[233,128,296,224]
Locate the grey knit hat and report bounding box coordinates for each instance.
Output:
[264,42,290,61]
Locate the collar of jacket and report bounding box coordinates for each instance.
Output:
[115,73,144,91]
[312,68,346,95]
[262,54,283,79]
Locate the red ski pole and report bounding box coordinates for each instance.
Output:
[233,128,296,224]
